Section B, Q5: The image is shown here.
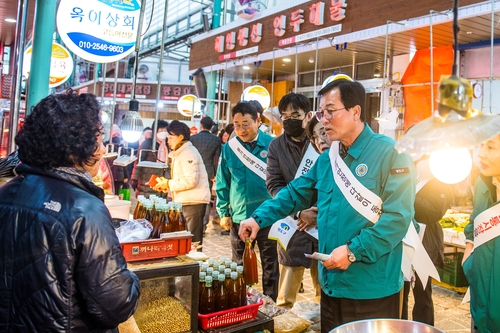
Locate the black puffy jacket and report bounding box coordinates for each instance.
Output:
[0,164,140,332]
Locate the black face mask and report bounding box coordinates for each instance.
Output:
[283,119,305,137]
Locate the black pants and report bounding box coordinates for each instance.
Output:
[320,289,401,333]
[183,204,207,245]
[402,274,434,325]
[230,223,279,301]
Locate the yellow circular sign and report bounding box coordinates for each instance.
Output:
[23,42,74,88]
[177,94,202,117]
[241,85,270,111]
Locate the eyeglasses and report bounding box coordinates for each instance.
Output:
[280,113,305,121]
[315,108,347,121]
[234,123,252,130]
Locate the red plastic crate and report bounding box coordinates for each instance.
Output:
[120,235,192,262]
[198,298,264,330]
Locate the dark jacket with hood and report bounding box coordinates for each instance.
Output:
[266,133,318,267]
[0,164,140,332]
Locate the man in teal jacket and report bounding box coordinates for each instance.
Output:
[239,80,415,331]
[463,133,500,333]
[216,100,279,300]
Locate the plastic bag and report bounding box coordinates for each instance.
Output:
[248,287,287,318]
[274,311,311,333]
[291,301,320,332]
[115,218,153,242]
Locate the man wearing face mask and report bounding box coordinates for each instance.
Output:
[131,119,169,196]
[266,93,321,308]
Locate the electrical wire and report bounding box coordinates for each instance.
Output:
[141,0,156,37]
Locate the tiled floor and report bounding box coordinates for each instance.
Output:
[202,216,472,333]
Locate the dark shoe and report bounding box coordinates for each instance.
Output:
[298,282,304,293]
[221,230,230,236]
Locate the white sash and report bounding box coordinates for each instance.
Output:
[228,137,267,181]
[295,143,320,178]
[329,142,439,285]
[461,202,500,304]
[329,142,382,223]
[472,202,500,249]
[269,143,320,250]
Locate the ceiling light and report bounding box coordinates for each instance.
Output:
[120,100,144,143]
[373,69,381,78]
[283,58,291,63]
[308,57,314,64]
[5,18,16,23]
[242,65,250,70]
[466,31,473,34]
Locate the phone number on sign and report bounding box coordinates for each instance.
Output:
[78,41,124,53]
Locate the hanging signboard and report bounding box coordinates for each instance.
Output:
[177,94,202,117]
[23,43,74,88]
[56,0,141,63]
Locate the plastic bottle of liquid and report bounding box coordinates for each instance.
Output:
[236,265,247,306]
[243,238,258,286]
[215,273,228,311]
[200,276,215,314]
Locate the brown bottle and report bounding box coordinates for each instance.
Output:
[199,272,206,308]
[227,271,240,309]
[243,238,258,286]
[160,203,172,234]
[200,276,215,314]
[177,203,187,231]
[169,202,178,232]
[151,203,162,239]
[236,265,247,306]
[133,195,145,219]
[215,273,228,311]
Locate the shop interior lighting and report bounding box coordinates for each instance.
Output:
[282,58,291,62]
[121,99,144,143]
[395,0,500,184]
[308,57,315,64]
[373,69,381,78]
[242,65,250,70]
[5,18,17,23]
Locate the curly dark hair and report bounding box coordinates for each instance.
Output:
[15,90,103,170]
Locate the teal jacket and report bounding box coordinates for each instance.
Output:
[463,176,500,333]
[252,125,415,299]
[216,131,274,223]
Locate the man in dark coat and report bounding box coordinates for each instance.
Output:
[402,158,452,325]
[191,116,221,232]
[266,93,320,308]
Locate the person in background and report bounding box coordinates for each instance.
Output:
[266,93,319,308]
[224,123,234,143]
[108,124,129,194]
[238,79,416,332]
[190,116,222,234]
[462,134,500,333]
[216,101,280,301]
[153,120,210,246]
[131,120,169,197]
[138,126,153,146]
[401,156,452,326]
[0,90,140,332]
[218,129,227,144]
[305,115,332,155]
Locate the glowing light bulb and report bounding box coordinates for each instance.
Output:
[429,148,472,184]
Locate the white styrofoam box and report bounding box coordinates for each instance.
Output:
[105,199,131,220]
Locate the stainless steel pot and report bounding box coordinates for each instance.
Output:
[329,319,445,333]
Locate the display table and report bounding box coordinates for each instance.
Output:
[441,209,471,249]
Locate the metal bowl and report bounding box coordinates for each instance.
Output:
[329,319,445,333]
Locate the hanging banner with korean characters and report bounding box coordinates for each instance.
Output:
[23,43,74,88]
[56,0,141,63]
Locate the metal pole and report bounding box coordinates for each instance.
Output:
[271,48,275,108]
[489,0,494,113]
[131,0,147,101]
[110,60,119,134]
[429,11,435,114]
[382,21,389,117]
[7,0,29,154]
[294,45,298,93]
[154,0,169,152]
[26,0,57,114]
[100,63,107,105]
[313,38,319,111]
[93,63,99,94]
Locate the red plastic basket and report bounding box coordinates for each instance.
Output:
[198,298,263,330]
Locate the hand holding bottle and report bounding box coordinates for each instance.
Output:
[238,218,260,242]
